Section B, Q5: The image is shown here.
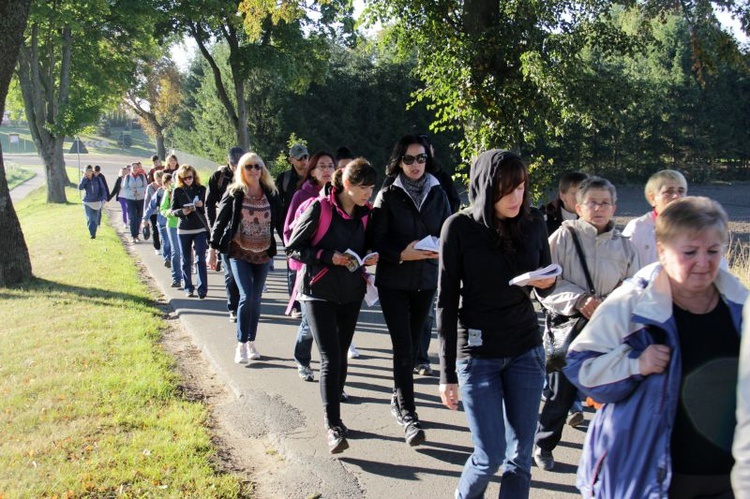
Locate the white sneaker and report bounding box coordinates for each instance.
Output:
[347,344,360,359]
[234,342,248,364]
[248,342,261,360]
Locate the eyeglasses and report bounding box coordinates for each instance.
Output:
[581,200,613,210]
[315,163,336,170]
[296,155,309,161]
[182,175,194,180]
[402,154,428,165]
[244,164,262,171]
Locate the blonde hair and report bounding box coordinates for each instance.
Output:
[644,169,687,204]
[656,196,728,246]
[175,165,201,188]
[229,152,278,196]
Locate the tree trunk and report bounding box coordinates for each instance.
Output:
[0,0,34,285]
[16,22,70,203]
[155,132,166,162]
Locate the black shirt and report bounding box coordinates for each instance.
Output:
[670,298,739,474]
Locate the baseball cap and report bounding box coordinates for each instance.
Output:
[289,144,309,160]
[228,146,245,166]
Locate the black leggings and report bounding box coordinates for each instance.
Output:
[378,287,435,414]
[303,299,362,425]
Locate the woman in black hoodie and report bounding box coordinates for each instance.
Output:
[437,150,555,499]
[286,159,378,455]
[372,134,451,447]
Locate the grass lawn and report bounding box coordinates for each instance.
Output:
[6,163,35,190]
[0,187,245,497]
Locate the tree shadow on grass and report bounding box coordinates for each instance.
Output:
[0,276,155,311]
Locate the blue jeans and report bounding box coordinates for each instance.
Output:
[293,310,313,367]
[166,226,181,284]
[222,253,240,313]
[83,204,100,237]
[179,231,208,296]
[230,258,271,343]
[456,346,546,499]
[159,224,170,262]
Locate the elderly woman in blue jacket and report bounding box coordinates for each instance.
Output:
[565,196,747,498]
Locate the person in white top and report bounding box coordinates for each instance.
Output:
[623,169,687,266]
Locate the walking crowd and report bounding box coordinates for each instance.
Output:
[83,138,750,499]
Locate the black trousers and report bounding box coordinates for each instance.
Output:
[535,370,578,451]
[303,299,362,425]
[378,287,436,414]
[149,214,161,250]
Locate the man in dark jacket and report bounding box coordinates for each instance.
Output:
[206,146,244,321]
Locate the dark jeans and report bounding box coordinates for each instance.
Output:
[178,231,208,296]
[125,198,144,238]
[535,370,578,452]
[230,259,270,343]
[149,214,161,250]
[303,299,362,425]
[378,287,435,414]
[222,253,240,313]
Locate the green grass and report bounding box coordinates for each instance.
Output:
[0,187,245,497]
[0,125,155,158]
[6,163,35,189]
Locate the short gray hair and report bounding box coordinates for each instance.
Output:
[656,196,728,246]
[575,176,617,204]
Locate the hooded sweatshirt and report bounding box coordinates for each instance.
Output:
[436,149,553,384]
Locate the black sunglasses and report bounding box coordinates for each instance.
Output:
[402,154,428,165]
[244,164,263,171]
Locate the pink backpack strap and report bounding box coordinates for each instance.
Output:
[311,197,332,246]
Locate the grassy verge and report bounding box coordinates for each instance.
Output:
[6,163,35,190]
[0,187,244,497]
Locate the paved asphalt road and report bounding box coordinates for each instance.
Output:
[9,152,589,498]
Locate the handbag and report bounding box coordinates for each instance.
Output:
[543,226,596,373]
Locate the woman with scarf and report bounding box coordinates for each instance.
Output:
[372,134,451,446]
[437,150,555,498]
[120,162,148,243]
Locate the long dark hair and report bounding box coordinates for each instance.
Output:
[493,155,530,252]
[385,134,436,177]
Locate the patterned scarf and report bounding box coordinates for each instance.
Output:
[399,172,428,209]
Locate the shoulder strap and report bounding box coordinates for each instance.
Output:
[282,170,292,195]
[311,198,332,246]
[566,226,596,295]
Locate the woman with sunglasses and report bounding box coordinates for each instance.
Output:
[286,159,378,454]
[170,165,209,298]
[283,151,337,382]
[210,152,283,363]
[372,134,451,446]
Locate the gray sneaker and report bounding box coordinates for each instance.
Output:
[297,364,314,382]
[534,446,555,471]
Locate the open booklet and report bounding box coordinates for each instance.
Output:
[508,263,562,287]
[344,249,379,272]
[414,235,440,252]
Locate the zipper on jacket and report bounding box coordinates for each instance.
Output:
[309,267,329,286]
[590,450,607,494]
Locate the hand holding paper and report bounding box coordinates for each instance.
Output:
[414,235,440,252]
[508,264,562,287]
